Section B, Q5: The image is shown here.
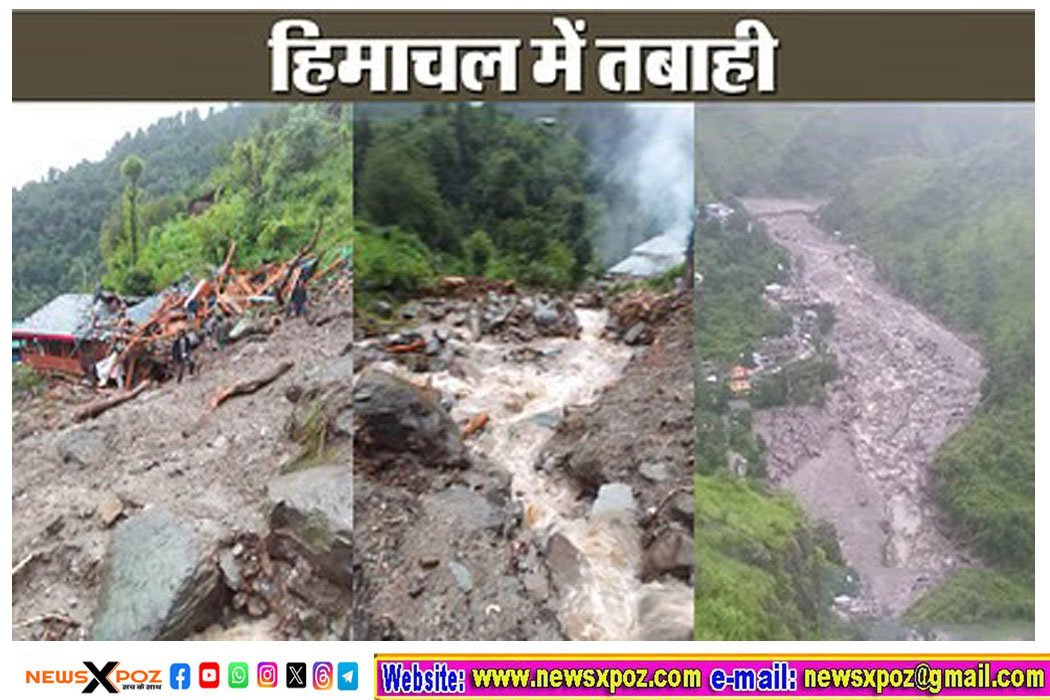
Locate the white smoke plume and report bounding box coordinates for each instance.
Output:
[626,103,694,235]
[592,103,694,266]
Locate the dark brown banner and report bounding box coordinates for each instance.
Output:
[13,11,1034,101]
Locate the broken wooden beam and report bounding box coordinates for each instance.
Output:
[72,381,151,423]
[461,411,489,439]
[216,240,237,283]
[386,338,425,354]
[209,360,294,410]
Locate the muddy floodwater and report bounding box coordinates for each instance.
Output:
[379,308,693,639]
[741,199,986,619]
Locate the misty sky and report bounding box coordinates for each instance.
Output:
[10,102,229,188]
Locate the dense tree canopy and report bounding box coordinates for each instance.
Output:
[106,105,354,292]
[353,104,601,296]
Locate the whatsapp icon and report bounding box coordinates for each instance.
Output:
[228,662,249,689]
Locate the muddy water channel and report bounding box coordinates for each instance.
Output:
[389,308,692,639]
[742,199,985,619]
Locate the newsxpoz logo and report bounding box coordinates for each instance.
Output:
[82,663,119,694]
[26,661,163,693]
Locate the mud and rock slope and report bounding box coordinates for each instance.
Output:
[742,198,985,618]
[12,288,354,641]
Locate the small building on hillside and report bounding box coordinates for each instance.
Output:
[608,226,691,278]
[13,293,101,377]
[728,365,751,396]
[13,290,163,381]
[703,202,734,222]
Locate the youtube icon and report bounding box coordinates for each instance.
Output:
[199,662,220,689]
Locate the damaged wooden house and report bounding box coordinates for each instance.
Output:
[14,236,338,393]
[14,293,109,378]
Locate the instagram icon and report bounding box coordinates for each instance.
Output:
[257,662,278,688]
[313,662,333,690]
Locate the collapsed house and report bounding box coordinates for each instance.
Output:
[13,237,342,391]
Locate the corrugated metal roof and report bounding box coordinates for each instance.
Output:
[608,254,674,277]
[608,227,690,277]
[14,293,94,338]
[127,294,164,326]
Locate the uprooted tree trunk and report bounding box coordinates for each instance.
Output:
[209,361,294,411]
[73,381,151,423]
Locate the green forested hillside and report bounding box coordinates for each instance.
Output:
[695,104,1035,629]
[353,104,601,301]
[13,104,276,317]
[13,103,353,312]
[694,210,790,365]
[105,105,353,293]
[696,474,847,639]
[697,104,1032,200]
[353,103,690,303]
[693,207,845,640]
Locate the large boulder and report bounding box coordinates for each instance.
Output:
[92,509,223,640]
[267,464,353,586]
[353,368,469,471]
[56,427,110,469]
[668,491,695,529]
[591,483,636,519]
[545,533,586,596]
[636,585,694,641]
[561,443,606,491]
[642,525,694,582]
[285,355,355,445]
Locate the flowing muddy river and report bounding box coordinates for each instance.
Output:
[378,307,693,639]
[741,199,985,618]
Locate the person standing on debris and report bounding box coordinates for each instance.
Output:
[172,329,196,383]
[202,312,220,351]
[186,296,201,321]
[289,278,308,318]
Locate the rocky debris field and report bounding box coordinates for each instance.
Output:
[11,286,354,641]
[352,281,694,640]
[605,288,683,346]
[351,365,561,640]
[742,199,985,619]
[355,287,582,378]
[14,273,693,642]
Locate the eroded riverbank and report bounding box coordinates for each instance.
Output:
[741,198,985,618]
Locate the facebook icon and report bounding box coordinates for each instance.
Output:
[170,663,191,690]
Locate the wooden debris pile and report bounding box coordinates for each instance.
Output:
[92,236,340,389]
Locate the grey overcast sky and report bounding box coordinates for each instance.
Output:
[10,102,229,189]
